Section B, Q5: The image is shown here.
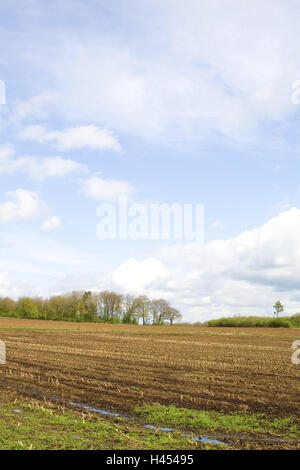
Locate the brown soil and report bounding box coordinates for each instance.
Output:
[0,318,299,417]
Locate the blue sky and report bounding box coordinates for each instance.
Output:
[1,0,300,321]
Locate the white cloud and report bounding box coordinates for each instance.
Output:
[0,144,85,180]
[41,216,62,233]
[0,144,15,160]
[0,189,50,223]
[11,92,57,123]
[210,220,224,230]
[8,0,299,146]
[0,271,29,298]
[112,257,170,296]
[20,125,121,152]
[22,156,85,180]
[0,272,10,294]
[2,1,300,147]
[0,227,112,299]
[3,204,300,320]
[83,176,134,202]
[111,208,300,321]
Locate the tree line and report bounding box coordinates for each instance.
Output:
[204,314,300,328]
[0,291,182,325]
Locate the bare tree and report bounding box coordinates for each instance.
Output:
[164,307,182,325]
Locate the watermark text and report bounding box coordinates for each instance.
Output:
[0,341,6,364]
[0,80,6,105]
[292,340,300,365]
[96,197,204,242]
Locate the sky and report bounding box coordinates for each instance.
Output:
[1,0,300,321]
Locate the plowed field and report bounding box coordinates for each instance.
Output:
[0,319,299,417]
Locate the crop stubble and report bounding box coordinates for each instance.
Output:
[0,319,299,417]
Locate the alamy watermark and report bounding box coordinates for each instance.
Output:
[0,80,6,105]
[96,197,204,242]
[0,341,6,364]
[291,340,300,365]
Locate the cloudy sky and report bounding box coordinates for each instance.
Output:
[1,0,300,321]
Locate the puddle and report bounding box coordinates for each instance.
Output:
[70,402,121,418]
[144,424,175,432]
[7,384,228,445]
[190,435,226,445]
[10,383,296,447]
[69,402,227,445]
[143,424,226,445]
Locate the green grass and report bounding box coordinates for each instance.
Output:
[205,315,300,328]
[0,400,298,450]
[133,405,300,438]
[0,401,214,450]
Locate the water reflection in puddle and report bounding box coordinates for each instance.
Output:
[144,423,226,445]
[70,401,121,418]
[144,424,174,432]
[191,435,226,445]
[13,386,227,446]
[70,401,227,446]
